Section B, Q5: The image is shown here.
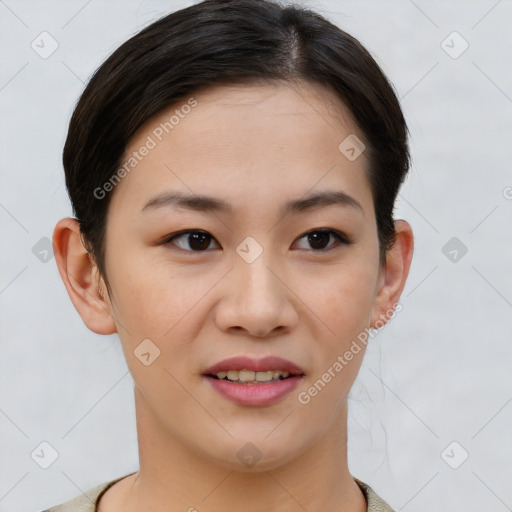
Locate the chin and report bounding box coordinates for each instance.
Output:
[203,439,305,473]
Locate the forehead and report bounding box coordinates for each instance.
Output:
[107,81,372,219]
[161,80,362,145]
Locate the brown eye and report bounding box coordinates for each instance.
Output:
[295,229,353,251]
[165,230,219,251]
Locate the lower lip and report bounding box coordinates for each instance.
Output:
[204,375,303,406]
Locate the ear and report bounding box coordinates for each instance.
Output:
[369,219,414,329]
[52,217,117,335]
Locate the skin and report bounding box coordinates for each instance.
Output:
[53,81,413,512]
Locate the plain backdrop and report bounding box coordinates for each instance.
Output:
[1,1,511,511]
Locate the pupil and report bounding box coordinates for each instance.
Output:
[309,231,329,249]
[190,232,210,250]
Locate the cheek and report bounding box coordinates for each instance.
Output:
[295,271,374,419]
[308,262,377,337]
[108,253,211,338]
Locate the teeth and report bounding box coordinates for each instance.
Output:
[215,369,291,382]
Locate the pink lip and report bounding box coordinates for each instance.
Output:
[202,355,305,407]
[202,355,305,376]
[205,375,303,406]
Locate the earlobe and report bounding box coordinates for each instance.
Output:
[369,220,414,329]
[52,217,117,335]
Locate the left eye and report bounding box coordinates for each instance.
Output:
[164,229,352,252]
[295,229,352,251]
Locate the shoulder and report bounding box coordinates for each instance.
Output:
[353,477,396,512]
[40,473,135,512]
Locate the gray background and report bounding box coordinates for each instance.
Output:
[1,0,511,511]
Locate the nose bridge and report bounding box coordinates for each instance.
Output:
[234,248,281,310]
[215,244,296,337]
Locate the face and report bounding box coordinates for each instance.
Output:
[97,81,387,470]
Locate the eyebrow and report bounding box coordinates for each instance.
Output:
[141,190,364,217]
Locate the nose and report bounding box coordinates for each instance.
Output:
[214,254,299,339]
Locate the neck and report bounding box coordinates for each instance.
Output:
[113,386,367,512]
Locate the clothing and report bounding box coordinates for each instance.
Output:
[41,472,395,511]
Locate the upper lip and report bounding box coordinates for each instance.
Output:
[203,356,305,376]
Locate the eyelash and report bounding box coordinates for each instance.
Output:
[162,228,354,253]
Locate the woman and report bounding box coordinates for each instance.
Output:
[47,0,414,510]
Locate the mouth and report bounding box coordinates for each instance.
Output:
[206,369,304,384]
[202,356,305,406]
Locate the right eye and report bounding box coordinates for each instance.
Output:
[163,230,221,252]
